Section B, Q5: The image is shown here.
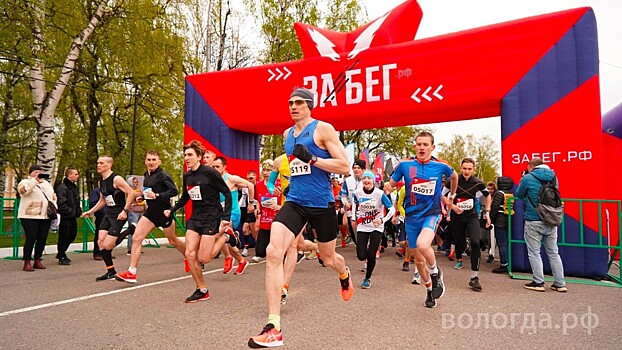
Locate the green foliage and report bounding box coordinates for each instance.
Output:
[437,134,500,182]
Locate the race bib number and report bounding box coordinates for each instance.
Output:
[105,195,116,207]
[358,200,377,213]
[411,178,436,196]
[456,198,474,211]
[261,197,277,208]
[188,186,202,201]
[289,158,311,176]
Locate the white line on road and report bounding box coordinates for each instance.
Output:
[0,263,262,318]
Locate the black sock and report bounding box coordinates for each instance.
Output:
[101,249,115,273]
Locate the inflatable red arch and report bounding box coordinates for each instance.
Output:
[185,0,619,277]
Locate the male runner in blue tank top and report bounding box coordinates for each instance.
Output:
[248,88,351,349]
[389,132,458,309]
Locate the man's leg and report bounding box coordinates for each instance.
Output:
[266,222,296,321]
[185,230,205,287]
[163,224,186,256]
[128,218,156,268]
[523,221,545,284]
[542,226,566,287]
[56,218,70,260]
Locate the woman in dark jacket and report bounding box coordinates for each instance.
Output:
[55,167,82,265]
[489,176,514,274]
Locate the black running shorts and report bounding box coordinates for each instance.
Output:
[273,201,337,243]
[100,212,127,237]
[143,209,173,229]
[186,218,220,236]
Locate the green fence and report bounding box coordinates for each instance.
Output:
[1,198,187,260]
[507,198,622,288]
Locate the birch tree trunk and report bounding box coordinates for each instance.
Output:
[29,0,108,174]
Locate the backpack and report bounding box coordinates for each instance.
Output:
[527,175,564,227]
[497,190,515,216]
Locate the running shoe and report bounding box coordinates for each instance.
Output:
[280,287,288,305]
[339,267,354,301]
[95,270,116,282]
[402,261,410,272]
[341,239,346,248]
[375,250,380,259]
[305,251,317,260]
[296,252,304,264]
[241,248,249,257]
[317,252,324,267]
[431,268,445,299]
[185,289,210,303]
[361,278,371,289]
[184,259,191,273]
[411,271,421,285]
[469,277,482,291]
[234,259,249,275]
[224,227,240,247]
[454,261,463,269]
[492,265,508,274]
[114,270,137,284]
[223,257,234,274]
[551,284,568,293]
[447,250,455,261]
[395,248,405,258]
[248,323,283,348]
[524,281,545,292]
[252,256,266,263]
[486,254,494,263]
[424,290,437,308]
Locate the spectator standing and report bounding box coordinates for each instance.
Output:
[515,158,567,292]
[17,165,57,271]
[55,167,82,265]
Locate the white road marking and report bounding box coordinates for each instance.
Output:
[0,262,263,318]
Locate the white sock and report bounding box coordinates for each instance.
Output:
[428,263,438,275]
[129,266,137,274]
[471,271,478,279]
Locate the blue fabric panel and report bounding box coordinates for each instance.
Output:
[501,9,598,141]
[185,80,259,160]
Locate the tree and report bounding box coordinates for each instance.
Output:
[27,0,108,175]
[341,126,431,160]
[437,134,500,182]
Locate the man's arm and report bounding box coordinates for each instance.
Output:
[315,121,350,175]
[231,175,256,212]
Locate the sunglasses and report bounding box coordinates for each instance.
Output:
[288,99,312,107]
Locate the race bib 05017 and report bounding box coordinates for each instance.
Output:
[411,178,436,196]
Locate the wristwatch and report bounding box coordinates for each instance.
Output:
[309,155,318,165]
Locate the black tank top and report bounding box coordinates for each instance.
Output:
[100,172,125,214]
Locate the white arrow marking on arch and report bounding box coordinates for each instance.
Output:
[422,86,433,101]
[433,84,444,100]
[411,88,422,103]
[267,69,276,82]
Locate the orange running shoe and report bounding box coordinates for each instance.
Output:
[223,257,234,274]
[448,250,455,261]
[184,259,190,273]
[248,324,283,348]
[234,259,249,275]
[339,267,354,301]
[114,270,137,284]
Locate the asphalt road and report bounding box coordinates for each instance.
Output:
[1,244,620,349]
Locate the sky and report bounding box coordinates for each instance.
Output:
[359,0,622,148]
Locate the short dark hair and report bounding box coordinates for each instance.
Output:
[415,131,435,145]
[64,166,78,177]
[145,150,160,158]
[183,140,206,157]
[461,158,476,166]
[214,156,227,166]
[529,158,544,167]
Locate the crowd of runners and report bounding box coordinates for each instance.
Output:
[15,87,567,348]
